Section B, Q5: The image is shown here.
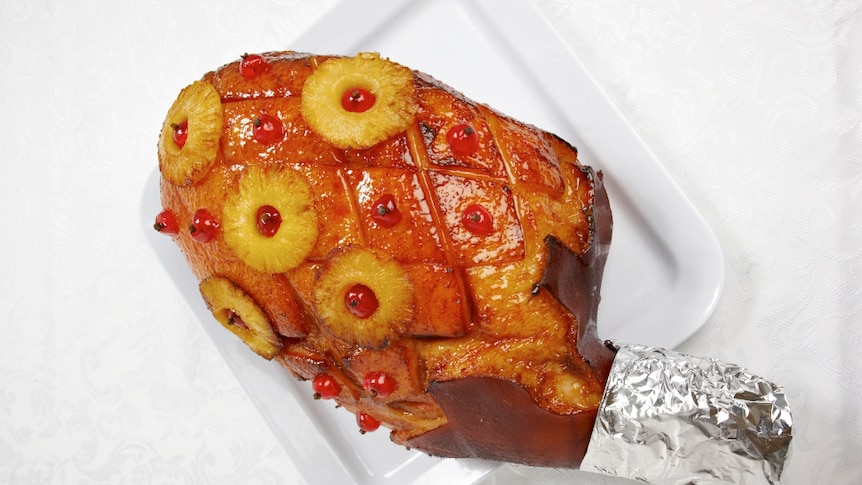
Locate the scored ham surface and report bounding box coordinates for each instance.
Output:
[154,51,615,467]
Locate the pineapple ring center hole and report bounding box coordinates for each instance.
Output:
[218,308,249,330]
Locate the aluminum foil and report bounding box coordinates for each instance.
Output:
[580,345,792,484]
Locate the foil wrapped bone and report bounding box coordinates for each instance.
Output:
[581,345,793,484]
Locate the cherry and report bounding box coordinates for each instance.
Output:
[225,309,248,330]
[357,411,381,433]
[171,120,188,148]
[462,204,494,235]
[312,374,341,400]
[370,194,402,228]
[446,123,479,156]
[153,210,179,235]
[363,371,397,398]
[341,87,376,113]
[253,114,284,145]
[189,208,220,243]
[345,284,379,319]
[256,205,282,237]
[239,53,270,78]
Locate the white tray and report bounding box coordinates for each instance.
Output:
[143,0,724,483]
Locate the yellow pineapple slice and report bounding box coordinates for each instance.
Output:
[199,276,281,359]
[222,165,319,273]
[158,80,224,186]
[300,52,417,149]
[313,247,414,347]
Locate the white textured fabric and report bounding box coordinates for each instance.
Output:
[1,1,859,484]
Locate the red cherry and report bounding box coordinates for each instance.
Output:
[253,114,283,145]
[189,208,220,242]
[370,194,402,228]
[357,412,381,433]
[239,53,271,78]
[171,120,188,148]
[225,309,248,330]
[462,204,493,235]
[312,374,341,400]
[446,123,479,156]
[363,371,397,398]
[153,210,179,235]
[256,205,282,237]
[341,87,376,113]
[345,284,379,319]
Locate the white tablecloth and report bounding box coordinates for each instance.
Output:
[1,1,859,483]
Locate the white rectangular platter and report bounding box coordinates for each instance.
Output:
[143,0,724,483]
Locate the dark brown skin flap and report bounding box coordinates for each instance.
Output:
[541,168,615,382]
[407,377,598,468]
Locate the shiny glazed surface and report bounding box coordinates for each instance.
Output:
[157,51,613,465]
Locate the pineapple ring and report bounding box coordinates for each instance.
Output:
[222,165,319,273]
[199,276,282,359]
[313,247,414,348]
[300,52,417,149]
[158,80,224,186]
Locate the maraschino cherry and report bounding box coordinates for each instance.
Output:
[370,194,402,228]
[446,123,479,156]
[312,374,341,400]
[462,204,493,235]
[225,309,248,329]
[189,208,220,243]
[345,284,379,319]
[154,210,179,235]
[363,371,397,398]
[256,205,282,237]
[239,53,271,78]
[357,412,381,433]
[341,87,376,113]
[171,120,188,148]
[253,114,284,144]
